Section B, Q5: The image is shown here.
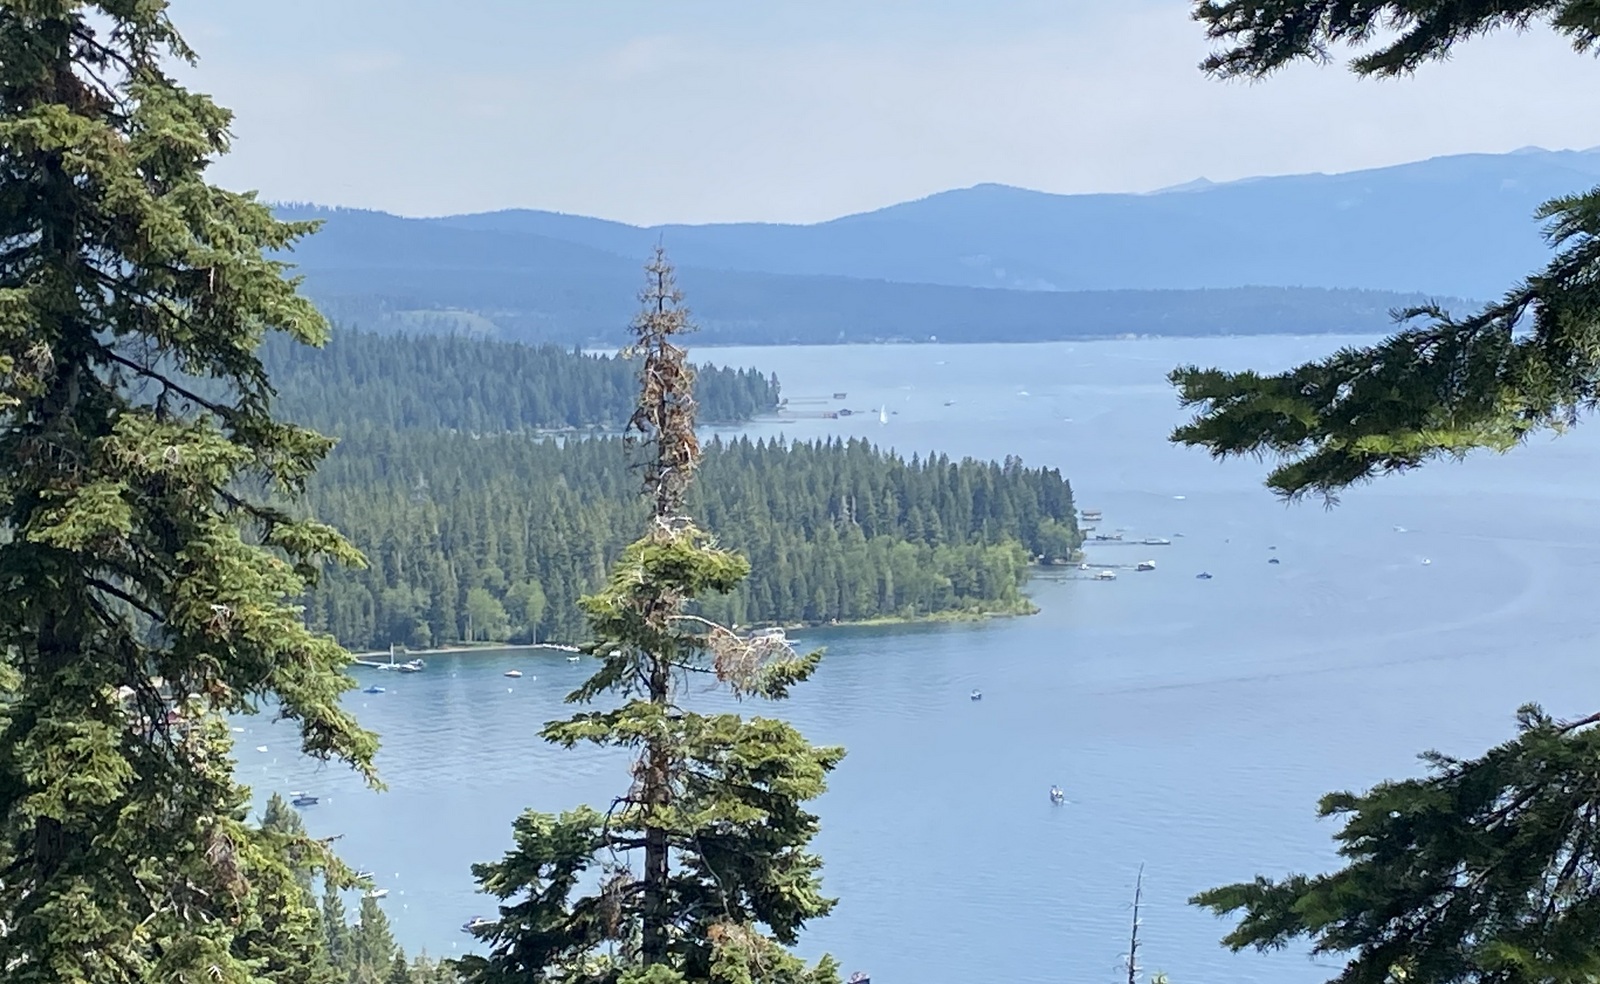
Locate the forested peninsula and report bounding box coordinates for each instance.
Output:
[275,331,1081,650]
[301,431,1081,649]
[260,328,781,431]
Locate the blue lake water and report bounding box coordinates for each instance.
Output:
[242,336,1600,983]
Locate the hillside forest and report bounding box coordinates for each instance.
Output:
[275,329,1081,651]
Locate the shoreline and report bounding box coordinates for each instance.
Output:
[346,604,1039,661]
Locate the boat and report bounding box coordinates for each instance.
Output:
[1136,560,1156,571]
[1422,558,1432,565]
[462,917,494,934]
[365,888,389,900]
[363,685,385,694]
[255,745,268,753]
[1081,509,1103,522]
[878,405,888,424]
[832,392,848,400]
[291,795,319,807]
[943,399,956,406]
[1049,785,1065,805]
[1195,572,1213,580]
[1094,570,1117,581]
[566,655,581,662]
[1268,557,1280,565]
[969,690,982,701]
[355,870,374,880]
[1141,537,1171,546]
[503,669,523,678]
[847,973,871,984]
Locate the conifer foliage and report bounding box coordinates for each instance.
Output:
[459,251,842,983]
[1176,4,1600,981]
[0,2,375,980]
[1174,2,1600,500]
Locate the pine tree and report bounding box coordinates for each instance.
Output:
[458,250,842,983]
[249,796,342,984]
[0,2,377,980]
[323,877,356,977]
[1172,5,1600,981]
[1172,3,1600,501]
[350,895,400,984]
[1196,705,1600,984]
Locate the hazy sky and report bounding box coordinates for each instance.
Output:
[168,0,1600,225]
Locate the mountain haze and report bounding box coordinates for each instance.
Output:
[430,148,1600,298]
[276,148,1600,345]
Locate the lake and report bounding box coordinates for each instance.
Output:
[243,335,1600,983]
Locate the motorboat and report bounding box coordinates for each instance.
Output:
[847,974,871,984]
[396,659,425,673]
[365,888,389,900]
[969,690,982,701]
[1195,572,1213,580]
[291,794,318,808]
[566,655,581,663]
[1094,570,1117,581]
[1136,561,1156,571]
[1049,785,1065,805]
[1268,558,1281,565]
[503,670,523,678]
[1141,537,1171,546]
[462,917,494,934]
[363,685,385,694]
[354,870,374,880]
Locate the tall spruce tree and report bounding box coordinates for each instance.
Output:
[458,250,842,984]
[1172,4,1600,982]
[350,895,400,984]
[0,2,376,980]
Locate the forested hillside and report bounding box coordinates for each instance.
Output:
[300,432,1080,649]
[261,328,780,431]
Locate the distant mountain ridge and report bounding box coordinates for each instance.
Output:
[275,148,1600,346]
[425,147,1600,298]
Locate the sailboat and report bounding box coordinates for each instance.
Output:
[878,405,887,424]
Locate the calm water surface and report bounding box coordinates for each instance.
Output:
[245,336,1600,983]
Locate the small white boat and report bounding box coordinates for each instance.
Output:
[462,917,494,934]
[1422,558,1432,565]
[1136,560,1156,571]
[566,655,581,663]
[255,745,268,753]
[969,690,982,701]
[1094,570,1117,581]
[503,669,523,678]
[366,888,389,900]
[1049,786,1065,805]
